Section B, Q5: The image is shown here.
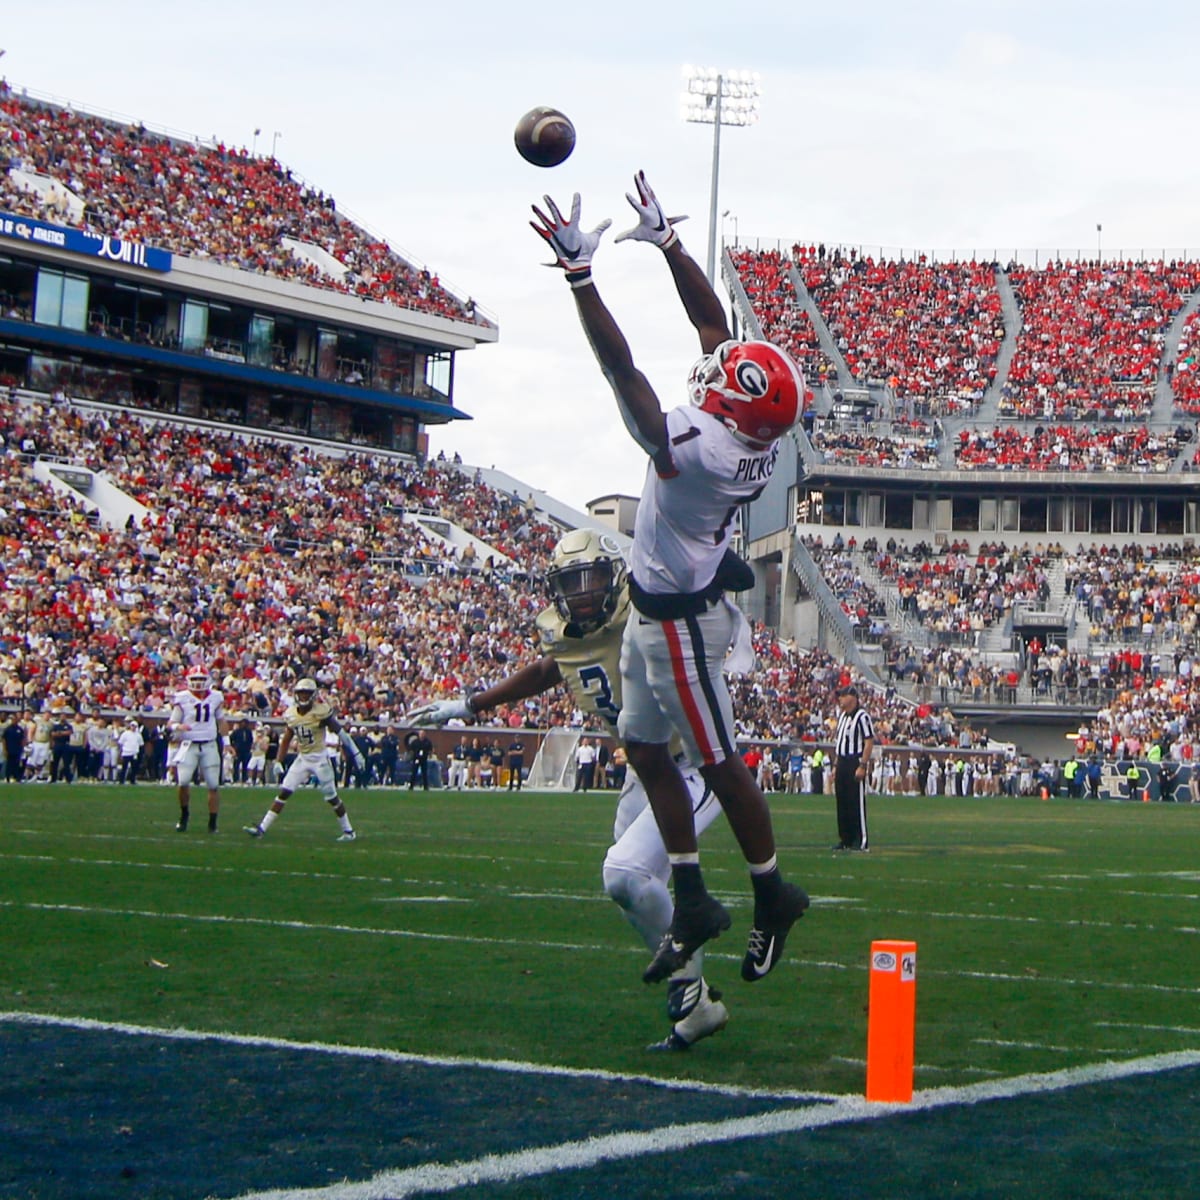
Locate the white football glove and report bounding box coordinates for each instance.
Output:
[407,698,473,727]
[614,171,687,249]
[530,193,611,274]
[353,753,367,772]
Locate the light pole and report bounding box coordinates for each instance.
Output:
[252,127,261,157]
[271,130,283,159]
[681,65,760,284]
[1096,223,1102,263]
[722,209,739,249]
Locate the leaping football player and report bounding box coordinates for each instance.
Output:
[168,667,227,833]
[243,678,365,842]
[409,528,730,1051]
[530,173,811,987]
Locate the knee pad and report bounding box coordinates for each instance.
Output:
[322,783,339,804]
[603,861,655,912]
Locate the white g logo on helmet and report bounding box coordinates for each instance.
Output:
[734,360,770,398]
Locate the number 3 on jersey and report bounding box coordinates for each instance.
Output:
[578,665,620,729]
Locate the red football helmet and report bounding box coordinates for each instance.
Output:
[186,666,211,696]
[688,340,805,447]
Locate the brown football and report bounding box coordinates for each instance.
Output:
[514,107,576,168]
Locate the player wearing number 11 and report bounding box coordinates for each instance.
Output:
[530,172,811,987]
[168,667,228,833]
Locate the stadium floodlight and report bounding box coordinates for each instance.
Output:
[722,208,739,248]
[680,65,761,283]
[271,130,283,159]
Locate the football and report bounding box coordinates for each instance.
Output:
[514,107,575,168]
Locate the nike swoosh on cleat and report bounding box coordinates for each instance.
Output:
[670,940,686,955]
[750,936,776,976]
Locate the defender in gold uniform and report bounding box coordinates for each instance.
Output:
[243,679,366,842]
[409,530,728,1051]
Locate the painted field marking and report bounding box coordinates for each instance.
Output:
[220,1049,1200,1200]
[5,898,1195,994]
[0,1010,825,1102]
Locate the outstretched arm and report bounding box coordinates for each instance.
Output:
[469,658,564,715]
[531,192,667,456]
[616,170,730,355]
[408,657,564,726]
[662,240,730,354]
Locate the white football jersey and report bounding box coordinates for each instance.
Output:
[631,406,778,596]
[170,688,225,742]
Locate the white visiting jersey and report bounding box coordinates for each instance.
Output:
[170,688,225,741]
[631,406,778,596]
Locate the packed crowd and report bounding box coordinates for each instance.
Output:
[1003,260,1200,419]
[727,248,838,387]
[730,636,983,750]
[0,391,985,754]
[1066,543,1200,648]
[799,250,1004,412]
[866,538,1054,641]
[1173,310,1200,415]
[0,85,480,324]
[1082,652,1200,762]
[0,392,563,724]
[955,424,1188,472]
[802,537,894,644]
[810,417,941,468]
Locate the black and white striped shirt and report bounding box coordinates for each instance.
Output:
[835,706,875,759]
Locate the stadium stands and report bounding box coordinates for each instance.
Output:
[0,84,482,324]
[792,249,1003,413]
[0,390,982,753]
[1002,260,1200,419]
[955,424,1187,472]
[1172,309,1200,414]
[727,248,836,385]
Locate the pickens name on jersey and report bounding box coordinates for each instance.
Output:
[733,444,778,483]
[285,701,334,755]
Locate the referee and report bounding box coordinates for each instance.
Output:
[832,686,875,852]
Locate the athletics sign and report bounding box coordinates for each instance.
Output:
[0,212,172,273]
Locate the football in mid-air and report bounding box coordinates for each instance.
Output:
[514,107,575,168]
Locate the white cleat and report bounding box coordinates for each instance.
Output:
[648,986,729,1052]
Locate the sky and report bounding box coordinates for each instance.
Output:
[4,1,1200,510]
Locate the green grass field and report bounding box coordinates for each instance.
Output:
[3,782,1199,1197]
[2,782,1200,1195]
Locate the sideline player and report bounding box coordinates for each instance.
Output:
[167,667,227,832]
[409,529,729,1051]
[243,678,365,841]
[530,173,810,985]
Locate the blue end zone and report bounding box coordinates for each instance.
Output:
[0,1017,820,1199]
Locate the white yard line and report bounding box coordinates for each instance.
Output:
[217,1049,1200,1200]
[0,1010,825,1102]
[5,897,1196,993]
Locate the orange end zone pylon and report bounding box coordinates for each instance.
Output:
[866,939,917,1102]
